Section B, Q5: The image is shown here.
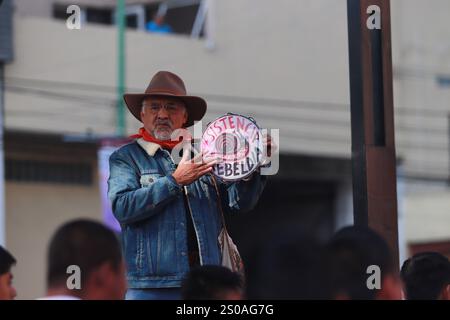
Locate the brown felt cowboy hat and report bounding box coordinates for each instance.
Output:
[123,71,207,127]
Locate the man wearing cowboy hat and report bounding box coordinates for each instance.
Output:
[108,71,267,300]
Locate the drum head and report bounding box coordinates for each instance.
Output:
[201,114,263,181]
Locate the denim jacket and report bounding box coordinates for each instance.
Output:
[107,139,266,288]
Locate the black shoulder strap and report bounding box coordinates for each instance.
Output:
[209,174,228,232]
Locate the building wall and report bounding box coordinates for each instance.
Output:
[5,1,351,154]
[6,0,450,178]
[391,0,450,253]
[5,180,102,299]
[403,181,450,243]
[4,131,101,299]
[391,0,450,179]
[13,0,53,18]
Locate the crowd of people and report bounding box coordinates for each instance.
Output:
[0,219,449,300]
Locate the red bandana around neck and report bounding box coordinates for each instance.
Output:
[130,127,182,151]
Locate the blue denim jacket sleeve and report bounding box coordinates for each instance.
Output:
[107,151,182,225]
[220,173,267,214]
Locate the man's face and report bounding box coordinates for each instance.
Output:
[141,97,188,140]
[0,271,17,300]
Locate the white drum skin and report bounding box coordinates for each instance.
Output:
[201,114,263,181]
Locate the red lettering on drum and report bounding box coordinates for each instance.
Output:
[202,115,262,181]
[219,117,228,130]
[213,120,222,135]
[228,116,235,129]
[250,127,259,143]
[205,128,215,144]
[237,117,246,131]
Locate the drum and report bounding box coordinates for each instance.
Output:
[201,113,263,181]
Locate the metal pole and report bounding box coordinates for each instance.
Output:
[0,63,5,246]
[347,0,368,227]
[117,0,126,136]
[0,0,13,247]
[347,0,400,267]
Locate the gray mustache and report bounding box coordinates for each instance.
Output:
[155,120,172,127]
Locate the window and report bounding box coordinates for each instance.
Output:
[143,1,204,36]
[53,4,110,26]
[52,4,69,21]
[51,1,210,39]
[5,159,93,185]
[113,4,146,30]
[85,8,112,25]
[166,3,204,36]
[436,75,450,88]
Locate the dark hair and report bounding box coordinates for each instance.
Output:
[0,246,16,275]
[327,226,396,300]
[401,252,450,300]
[245,230,331,299]
[181,265,243,300]
[47,219,122,287]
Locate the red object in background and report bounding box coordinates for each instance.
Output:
[409,241,450,260]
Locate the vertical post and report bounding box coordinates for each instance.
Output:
[347,0,399,267]
[347,0,368,227]
[0,0,13,247]
[116,0,126,136]
[0,64,5,246]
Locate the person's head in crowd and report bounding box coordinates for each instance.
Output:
[400,252,450,300]
[181,265,244,300]
[245,228,332,299]
[0,246,17,300]
[327,226,402,300]
[45,219,127,300]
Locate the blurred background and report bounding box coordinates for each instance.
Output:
[0,0,449,299]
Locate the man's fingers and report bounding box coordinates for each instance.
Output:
[192,162,217,177]
[202,158,219,166]
[197,166,214,177]
[179,147,191,163]
[191,155,219,168]
[191,151,206,164]
[196,161,218,173]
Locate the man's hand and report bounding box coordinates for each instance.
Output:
[172,152,217,186]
